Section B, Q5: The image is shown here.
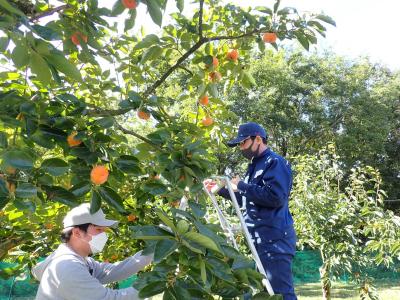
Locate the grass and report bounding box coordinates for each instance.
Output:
[5,281,399,299]
[148,281,400,300]
[296,281,400,299]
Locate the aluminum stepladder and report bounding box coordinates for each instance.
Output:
[203,176,275,296]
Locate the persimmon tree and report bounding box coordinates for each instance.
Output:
[0,0,334,298]
[290,146,400,300]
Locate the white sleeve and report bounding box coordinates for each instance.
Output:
[90,251,153,284]
[55,259,141,300]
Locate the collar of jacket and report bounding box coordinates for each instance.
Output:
[250,147,271,163]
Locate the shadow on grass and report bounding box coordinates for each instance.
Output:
[295,280,400,300]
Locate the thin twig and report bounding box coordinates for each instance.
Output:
[177,65,194,76]
[30,5,69,22]
[198,0,204,38]
[114,122,165,152]
[207,29,263,42]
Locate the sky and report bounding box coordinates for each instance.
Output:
[122,0,400,71]
[269,0,400,71]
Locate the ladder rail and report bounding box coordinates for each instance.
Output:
[209,176,275,295]
[203,187,239,250]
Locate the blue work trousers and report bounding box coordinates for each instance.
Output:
[256,242,297,300]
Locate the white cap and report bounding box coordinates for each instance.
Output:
[63,203,118,229]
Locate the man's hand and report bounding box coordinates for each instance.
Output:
[203,179,217,192]
[230,175,240,192]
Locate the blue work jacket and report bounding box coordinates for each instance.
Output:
[219,148,296,255]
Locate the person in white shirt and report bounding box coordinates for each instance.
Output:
[32,203,153,300]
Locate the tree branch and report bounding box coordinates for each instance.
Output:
[198,0,204,38]
[114,122,165,152]
[143,38,206,98]
[208,29,262,42]
[30,5,69,22]
[86,28,264,117]
[86,105,131,117]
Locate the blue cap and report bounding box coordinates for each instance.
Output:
[227,122,267,147]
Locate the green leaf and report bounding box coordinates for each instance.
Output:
[111,0,125,16]
[188,202,206,219]
[315,14,336,26]
[183,232,222,254]
[124,9,137,31]
[155,208,177,231]
[142,181,168,195]
[98,186,126,213]
[163,289,177,300]
[115,155,141,175]
[90,189,102,214]
[30,131,55,149]
[154,239,178,263]
[181,238,204,254]
[255,6,273,15]
[45,51,82,81]
[94,117,114,128]
[203,55,213,65]
[2,150,34,170]
[295,32,309,51]
[176,0,184,12]
[11,45,29,68]
[30,52,51,85]
[15,183,37,199]
[273,0,281,13]
[0,178,10,197]
[173,285,192,299]
[42,185,77,206]
[32,24,61,40]
[199,256,207,284]
[0,37,10,52]
[241,71,256,89]
[14,198,36,212]
[146,0,163,27]
[0,0,25,16]
[207,83,218,98]
[0,178,10,209]
[70,181,91,197]
[134,34,159,50]
[0,132,8,148]
[37,174,53,186]
[141,45,163,64]
[139,281,166,298]
[34,40,51,56]
[41,158,69,176]
[232,256,255,270]
[0,191,9,209]
[131,225,174,240]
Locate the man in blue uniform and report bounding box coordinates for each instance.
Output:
[206,122,297,300]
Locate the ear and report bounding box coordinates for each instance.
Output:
[72,227,83,238]
[255,135,262,144]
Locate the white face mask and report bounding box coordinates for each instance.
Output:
[88,232,108,254]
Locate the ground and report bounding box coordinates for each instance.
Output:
[2,280,399,299]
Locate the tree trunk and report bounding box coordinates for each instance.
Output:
[319,262,331,300]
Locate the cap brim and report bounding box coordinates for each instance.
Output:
[92,219,118,228]
[226,136,248,147]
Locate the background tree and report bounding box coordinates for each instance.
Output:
[226,51,400,204]
[290,145,400,300]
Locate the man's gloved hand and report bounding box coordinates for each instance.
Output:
[203,179,217,192]
[230,175,240,192]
